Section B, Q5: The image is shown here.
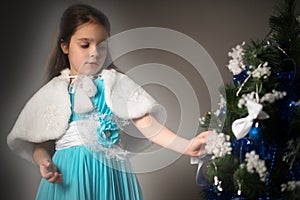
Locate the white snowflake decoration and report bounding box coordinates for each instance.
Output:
[227,42,246,75]
[214,94,226,116]
[281,180,300,192]
[240,150,267,182]
[238,92,257,108]
[260,90,287,104]
[205,131,232,159]
[198,111,211,125]
[250,62,271,79]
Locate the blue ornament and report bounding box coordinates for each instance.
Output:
[233,67,249,86]
[249,122,262,141]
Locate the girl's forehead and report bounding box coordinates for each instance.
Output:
[73,22,108,41]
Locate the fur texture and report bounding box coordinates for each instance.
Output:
[101,69,157,119]
[7,68,157,163]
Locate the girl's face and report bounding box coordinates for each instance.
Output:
[61,22,108,76]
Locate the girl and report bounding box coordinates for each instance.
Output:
[7,3,210,200]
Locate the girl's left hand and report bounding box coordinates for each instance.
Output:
[185,131,212,157]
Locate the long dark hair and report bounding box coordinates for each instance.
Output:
[46,3,119,81]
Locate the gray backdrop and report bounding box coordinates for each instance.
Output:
[1,0,299,199]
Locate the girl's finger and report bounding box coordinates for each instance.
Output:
[198,147,207,156]
[47,172,60,183]
[43,171,54,180]
[54,174,63,184]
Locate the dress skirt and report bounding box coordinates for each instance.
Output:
[35,146,143,200]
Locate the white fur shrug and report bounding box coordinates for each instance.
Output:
[7,69,157,163]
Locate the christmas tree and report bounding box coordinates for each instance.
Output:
[198,0,300,199]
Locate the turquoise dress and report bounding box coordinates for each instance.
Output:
[35,78,144,200]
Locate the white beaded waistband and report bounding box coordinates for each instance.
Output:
[55,120,128,160]
[55,121,83,150]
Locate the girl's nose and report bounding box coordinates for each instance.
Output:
[90,47,99,58]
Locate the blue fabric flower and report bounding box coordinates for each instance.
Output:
[96,116,120,147]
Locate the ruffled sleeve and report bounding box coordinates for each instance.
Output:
[101,69,159,120]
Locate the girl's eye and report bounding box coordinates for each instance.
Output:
[81,43,90,49]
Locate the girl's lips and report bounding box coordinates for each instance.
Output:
[86,62,99,67]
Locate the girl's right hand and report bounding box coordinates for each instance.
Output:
[39,159,63,184]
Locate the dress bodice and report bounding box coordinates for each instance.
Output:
[68,78,120,147]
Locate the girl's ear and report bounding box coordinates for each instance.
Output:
[61,42,69,54]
